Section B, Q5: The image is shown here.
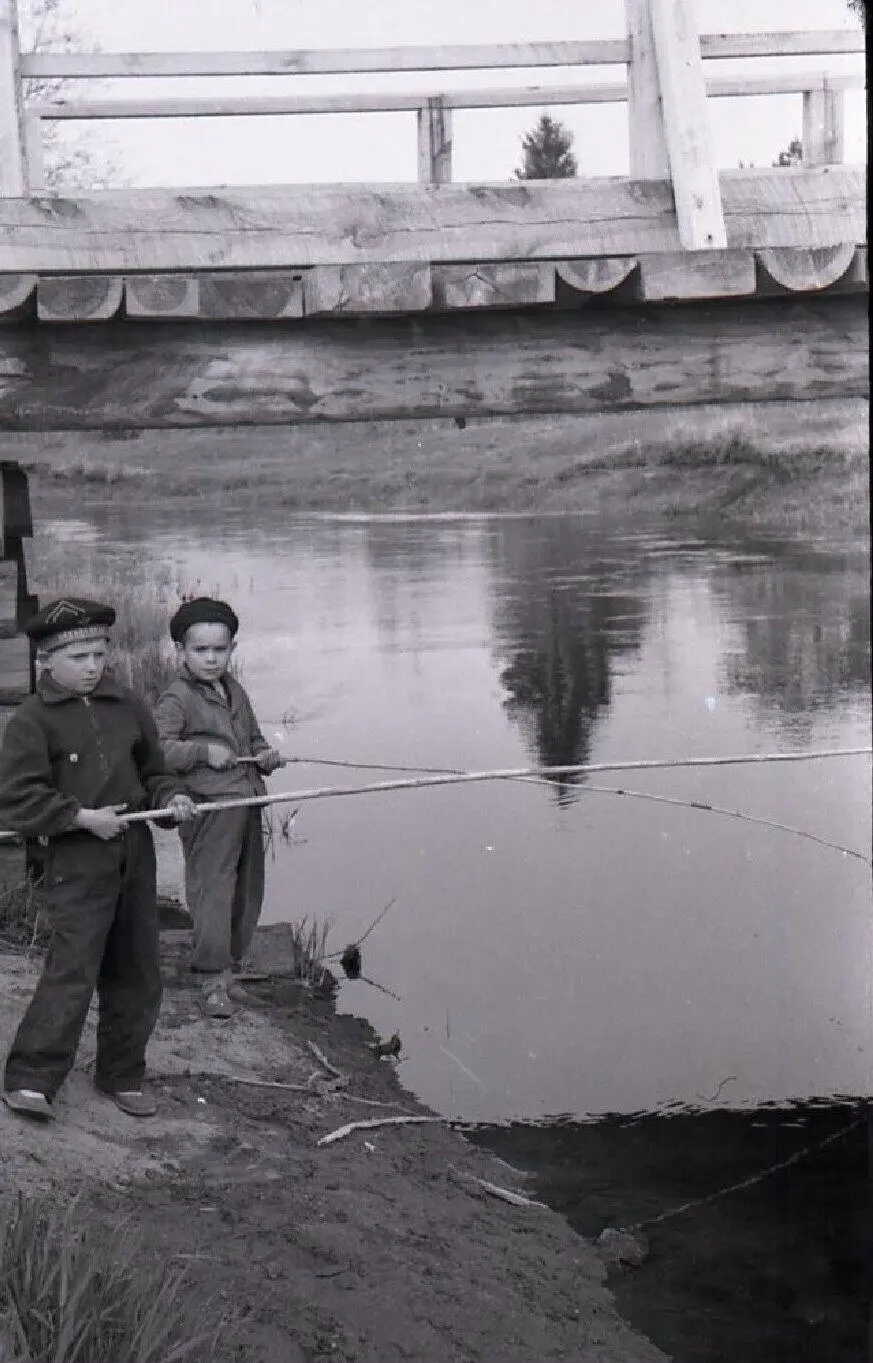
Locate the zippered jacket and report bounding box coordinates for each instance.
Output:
[0,673,183,838]
[153,668,270,799]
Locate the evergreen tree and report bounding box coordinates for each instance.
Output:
[515,114,577,180]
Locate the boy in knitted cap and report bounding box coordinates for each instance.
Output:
[0,598,196,1122]
[154,598,284,1018]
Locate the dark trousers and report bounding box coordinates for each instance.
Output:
[179,808,265,974]
[4,825,161,1101]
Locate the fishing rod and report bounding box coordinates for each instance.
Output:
[0,749,867,851]
[65,746,873,822]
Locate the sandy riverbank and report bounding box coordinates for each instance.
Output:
[0,925,667,1363]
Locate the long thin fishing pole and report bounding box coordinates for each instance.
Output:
[112,746,870,822]
[287,754,873,863]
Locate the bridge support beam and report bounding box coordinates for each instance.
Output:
[803,81,844,167]
[417,96,453,185]
[626,0,670,179]
[647,0,727,250]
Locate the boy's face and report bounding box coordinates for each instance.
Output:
[43,639,108,695]
[179,622,235,682]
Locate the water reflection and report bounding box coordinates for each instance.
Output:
[489,520,650,800]
[710,550,871,726]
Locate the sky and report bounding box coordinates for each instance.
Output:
[18,0,868,188]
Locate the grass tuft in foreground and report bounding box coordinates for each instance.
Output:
[0,1193,223,1363]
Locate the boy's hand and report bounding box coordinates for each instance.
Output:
[256,748,286,774]
[205,744,236,771]
[165,794,198,824]
[74,804,128,841]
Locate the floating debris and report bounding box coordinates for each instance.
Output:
[340,943,363,979]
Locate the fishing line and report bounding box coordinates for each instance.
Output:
[241,750,873,865]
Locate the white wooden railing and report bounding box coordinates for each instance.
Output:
[0,0,866,252]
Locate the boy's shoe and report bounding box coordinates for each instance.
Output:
[111,1090,157,1118]
[200,981,234,1019]
[4,1088,54,1122]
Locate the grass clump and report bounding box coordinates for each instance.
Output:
[0,1193,222,1362]
[286,916,332,988]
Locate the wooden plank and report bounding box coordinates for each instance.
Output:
[433,263,555,309]
[555,258,638,293]
[698,31,864,59]
[125,274,200,318]
[651,0,726,250]
[0,462,32,542]
[199,271,305,319]
[0,559,16,633]
[0,171,863,274]
[37,275,125,322]
[0,0,25,196]
[417,98,452,185]
[803,84,844,168]
[0,633,31,701]
[20,40,632,80]
[23,112,44,192]
[17,31,863,80]
[127,271,306,320]
[0,270,35,317]
[304,264,431,315]
[626,0,670,179]
[0,296,864,428]
[30,72,865,124]
[639,250,756,300]
[756,244,858,291]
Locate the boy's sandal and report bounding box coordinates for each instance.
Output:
[200,984,234,1019]
[4,1088,54,1121]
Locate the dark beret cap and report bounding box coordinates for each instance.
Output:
[26,597,116,648]
[170,597,239,643]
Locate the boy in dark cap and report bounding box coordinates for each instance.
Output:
[154,598,284,1018]
[0,598,196,1123]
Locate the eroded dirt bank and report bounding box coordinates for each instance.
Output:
[0,927,667,1363]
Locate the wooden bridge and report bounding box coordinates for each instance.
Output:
[0,0,866,430]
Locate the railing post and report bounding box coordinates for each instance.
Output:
[625,0,670,177]
[24,113,43,191]
[650,0,727,249]
[802,78,844,166]
[417,96,452,185]
[0,0,25,195]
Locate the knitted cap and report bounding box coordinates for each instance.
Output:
[170,597,239,643]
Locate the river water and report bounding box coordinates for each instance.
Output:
[54,507,871,1126]
[48,504,871,1360]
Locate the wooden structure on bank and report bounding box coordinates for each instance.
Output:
[0,462,34,890]
[0,0,866,334]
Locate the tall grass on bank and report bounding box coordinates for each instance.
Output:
[0,1194,221,1363]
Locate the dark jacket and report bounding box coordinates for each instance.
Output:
[153,668,270,800]
[0,674,182,839]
